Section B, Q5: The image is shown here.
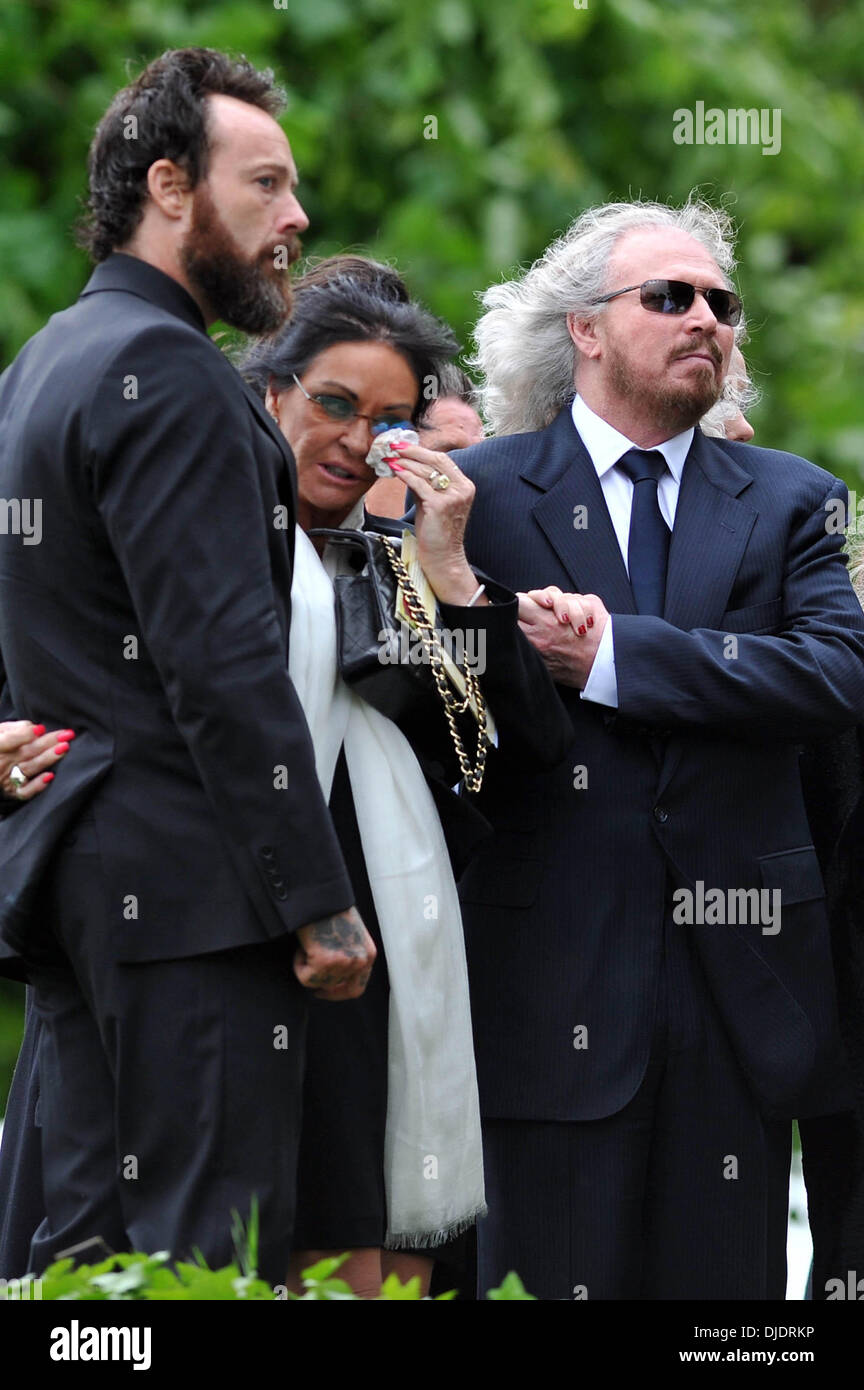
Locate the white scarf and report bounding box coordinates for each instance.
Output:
[289,517,486,1247]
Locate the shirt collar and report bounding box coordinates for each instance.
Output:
[571,394,692,483]
[79,252,207,335]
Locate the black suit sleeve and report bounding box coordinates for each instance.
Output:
[87,324,354,936]
[614,479,864,739]
[437,577,573,773]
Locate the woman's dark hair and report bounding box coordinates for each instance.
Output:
[239,267,459,425]
[295,255,410,304]
[77,48,286,262]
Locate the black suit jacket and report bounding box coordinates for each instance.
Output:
[453,405,864,1123]
[0,253,354,976]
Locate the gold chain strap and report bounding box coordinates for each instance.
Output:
[381,536,488,794]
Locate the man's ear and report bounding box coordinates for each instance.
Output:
[567,311,603,361]
[145,159,193,222]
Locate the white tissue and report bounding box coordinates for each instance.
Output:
[364,426,419,477]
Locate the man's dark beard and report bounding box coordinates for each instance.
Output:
[608,339,723,432]
[180,184,300,334]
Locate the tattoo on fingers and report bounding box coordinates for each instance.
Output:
[308,910,368,958]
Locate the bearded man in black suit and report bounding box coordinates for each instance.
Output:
[0,48,374,1282]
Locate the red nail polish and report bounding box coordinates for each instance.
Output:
[586,617,594,629]
[54,742,70,754]
[58,730,76,739]
[578,624,587,636]
[392,441,409,449]
[32,724,45,737]
[390,461,405,472]
[42,772,54,784]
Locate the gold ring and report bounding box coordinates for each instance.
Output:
[432,475,450,491]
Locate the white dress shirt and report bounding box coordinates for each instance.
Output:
[570,394,693,708]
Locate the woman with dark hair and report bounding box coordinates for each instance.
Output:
[292,253,410,302]
[238,262,570,1295]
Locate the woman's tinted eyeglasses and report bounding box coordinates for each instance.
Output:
[292,374,411,432]
[591,279,742,327]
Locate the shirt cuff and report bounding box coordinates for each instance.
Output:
[579,616,619,708]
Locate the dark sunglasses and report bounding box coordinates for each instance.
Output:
[291,374,411,433]
[591,279,742,327]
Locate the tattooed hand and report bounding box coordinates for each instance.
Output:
[293,906,377,1001]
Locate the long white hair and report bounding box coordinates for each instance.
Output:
[700,347,760,438]
[470,197,743,437]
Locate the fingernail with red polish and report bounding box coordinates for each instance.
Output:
[58,730,76,739]
[392,441,410,449]
[54,742,70,754]
[42,772,54,784]
[586,617,594,629]
[578,624,587,636]
[390,461,405,472]
[32,724,45,737]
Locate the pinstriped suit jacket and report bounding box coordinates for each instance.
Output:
[455,404,864,1122]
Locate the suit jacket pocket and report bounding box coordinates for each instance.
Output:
[719,597,783,634]
[758,845,825,904]
[458,852,544,907]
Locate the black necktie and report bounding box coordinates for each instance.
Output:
[617,448,671,617]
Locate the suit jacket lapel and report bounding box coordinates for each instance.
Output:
[657,433,757,797]
[238,375,298,510]
[663,431,757,630]
[527,407,637,614]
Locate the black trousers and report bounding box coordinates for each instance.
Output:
[0,989,43,1276]
[477,915,791,1301]
[15,830,308,1286]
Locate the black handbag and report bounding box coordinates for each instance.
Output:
[307,526,489,791]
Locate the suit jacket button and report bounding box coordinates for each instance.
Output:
[274,885,288,900]
[653,805,669,823]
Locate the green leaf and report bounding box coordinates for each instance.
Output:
[378,1272,423,1300]
[299,1253,351,1282]
[486,1271,537,1300]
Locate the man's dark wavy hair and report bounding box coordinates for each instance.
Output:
[76,47,286,263]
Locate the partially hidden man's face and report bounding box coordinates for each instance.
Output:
[180,94,309,334]
[418,396,485,453]
[590,228,735,434]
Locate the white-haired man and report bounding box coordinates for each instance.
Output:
[454,199,864,1299]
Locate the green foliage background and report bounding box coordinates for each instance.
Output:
[2,0,864,1104]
